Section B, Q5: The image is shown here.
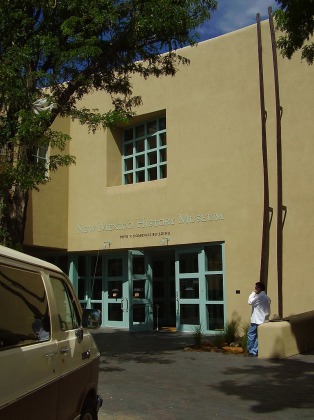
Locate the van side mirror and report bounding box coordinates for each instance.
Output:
[82,309,102,329]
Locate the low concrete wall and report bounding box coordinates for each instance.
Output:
[258,310,314,359]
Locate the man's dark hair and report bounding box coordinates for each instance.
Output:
[255,282,265,291]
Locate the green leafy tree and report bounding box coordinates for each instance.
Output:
[0,0,217,249]
[275,0,314,64]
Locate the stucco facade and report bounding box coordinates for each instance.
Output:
[24,20,314,334]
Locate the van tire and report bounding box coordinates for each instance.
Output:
[80,398,97,420]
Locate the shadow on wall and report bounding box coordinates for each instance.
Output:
[286,310,314,354]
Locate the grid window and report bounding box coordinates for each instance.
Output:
[33,144,49,176]
[123,116,167,184]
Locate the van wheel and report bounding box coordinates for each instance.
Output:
[80,398,97,420]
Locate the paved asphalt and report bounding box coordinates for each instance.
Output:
[91,328,314,420]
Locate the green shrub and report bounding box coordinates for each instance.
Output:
[224,319,238,345]
[240,323,250,353]
[213,330,225,348]
[193,325,203,347]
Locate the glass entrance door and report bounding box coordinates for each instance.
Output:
[104,255,129,328]
[175,244,226,333]
[129,250,153,332]
[175,249,201,332]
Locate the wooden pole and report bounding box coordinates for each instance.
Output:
[256,13,270,288]
[269,7,283,318]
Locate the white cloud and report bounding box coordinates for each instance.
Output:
[197,0,279,40]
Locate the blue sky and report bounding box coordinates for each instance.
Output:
[197,0,279,41]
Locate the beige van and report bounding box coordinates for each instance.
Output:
[0,245,102,419]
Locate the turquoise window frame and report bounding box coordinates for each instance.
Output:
[122,116,167,184]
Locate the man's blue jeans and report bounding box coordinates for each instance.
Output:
[247,323,258,356]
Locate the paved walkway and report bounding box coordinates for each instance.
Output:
[92,328,314,420]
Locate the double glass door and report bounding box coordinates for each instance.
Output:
[175,245,225,332]
[104,250,153,331]
[73,243,225,332]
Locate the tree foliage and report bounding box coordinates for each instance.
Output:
[0,0,217,248]
[275,0,314,64]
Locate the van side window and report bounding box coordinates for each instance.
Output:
[50,277,80,331]
[0,264,51,350]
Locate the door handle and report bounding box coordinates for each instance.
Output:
[125,298,129,312]
[60,346,70,354]
[176,297,179,314]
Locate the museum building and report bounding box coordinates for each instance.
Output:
[24,19,314,334]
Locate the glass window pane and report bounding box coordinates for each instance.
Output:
[180,304,199,325]
[125,173,133,184]
[207,304,224,330]
[136,170,145,183]
[132,256,145,274]
[179,252,198,273]
[148,167,157,181]
[136,154,145,168]
[180,278,199,299]
[160,148,167,163]
[91,303,102,312]
[51,277,80,331]
[147,135,157,149]
[125,158,133,171]
[90,255,102,277]
[159,132,167,146]
[136,139,145,153]
[0,266,51,348]
[133,304,146,322]
[148,151,157,165]
[206,274,223,300]
[135,124,145,138]
[108,303,122,321]
[159,117,166,130]
[78,279,85,300]
[205,245,223,271]
[91,278,102,300]
[160,164,167,179]
[38,145,48,159]
[124,128,133,141]
[108,259,123,277]
[124,142,133,156]
[147,120,157,134]
[108,280,122,298]
[133,279,145,298]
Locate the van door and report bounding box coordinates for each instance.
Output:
[50,276,99,419]
[0,264,58,419]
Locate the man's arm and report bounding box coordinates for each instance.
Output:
[248,291,257,305]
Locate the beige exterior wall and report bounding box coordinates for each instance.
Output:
[25,116,70,250]
[25,21,314,326]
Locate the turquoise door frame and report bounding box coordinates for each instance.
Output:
[104,253,129,328]
[175,244,226,333]
[66,242,225,333]
[128,250,153,332]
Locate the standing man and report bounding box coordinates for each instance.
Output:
[247,282,271,357]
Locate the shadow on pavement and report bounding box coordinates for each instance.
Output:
[92,328,314,419]
[211,354,314,415]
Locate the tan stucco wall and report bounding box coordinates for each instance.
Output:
[24,117,70,250]
[24,21,314,326]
